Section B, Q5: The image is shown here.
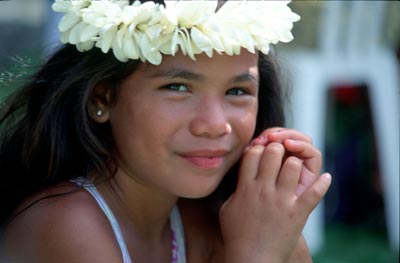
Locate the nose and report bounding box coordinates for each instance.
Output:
[189,97,232,138]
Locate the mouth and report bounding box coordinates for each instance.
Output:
[178,149,228,170]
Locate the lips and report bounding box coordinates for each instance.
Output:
[179,149,228,170]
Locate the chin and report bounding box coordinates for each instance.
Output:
[178,182,220,199]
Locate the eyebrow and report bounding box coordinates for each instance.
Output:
[147,67,259,85]
[147,67,205,81]
[231,73,259,85]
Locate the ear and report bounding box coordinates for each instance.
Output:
[88,84,112,123]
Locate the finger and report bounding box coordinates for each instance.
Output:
[283,139,320,159]
[238,145,265,186]
[298,173,332,215]
[248,135,269,146]
[283,139,322,174]
[249,128,312,147]
[248,127,284,146]
[257,142,285,190]
[277,156,302,197]
[267,129,312,144]
[295,166,318,197]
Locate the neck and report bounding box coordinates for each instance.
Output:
[96,170,178,241]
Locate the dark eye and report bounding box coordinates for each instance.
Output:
[226,88,248,96]
[163,83,189,92]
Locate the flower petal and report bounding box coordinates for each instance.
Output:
[139,35,162,65]
[98,24,118,53]
[69,21,86,44]
[58,13,81,32]
[80,24,100,42]
[123,35,140,59]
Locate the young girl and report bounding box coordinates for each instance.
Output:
[0,1,331,262]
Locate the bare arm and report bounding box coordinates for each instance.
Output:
[2,189,123,263]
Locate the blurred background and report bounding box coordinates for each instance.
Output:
[0,1,399,262]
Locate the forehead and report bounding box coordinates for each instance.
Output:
[138,51,259,80]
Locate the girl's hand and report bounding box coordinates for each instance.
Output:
[249,128,322,197]
[220,142,331,263]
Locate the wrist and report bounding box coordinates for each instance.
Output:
[223,242,284,263]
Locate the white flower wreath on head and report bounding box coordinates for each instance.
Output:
[52,0,300,65]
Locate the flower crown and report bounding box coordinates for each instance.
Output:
[52,0,300,65]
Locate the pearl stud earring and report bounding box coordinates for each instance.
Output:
[96,109,103,117]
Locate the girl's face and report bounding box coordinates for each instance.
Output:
[108,51,259,198]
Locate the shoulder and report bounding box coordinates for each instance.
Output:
[2,183,123,263]
[178,198,224,263]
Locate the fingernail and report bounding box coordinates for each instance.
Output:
[323,173,332,181]
[249,136,266,146]
[256,135,266,142]
[285,138,297,144]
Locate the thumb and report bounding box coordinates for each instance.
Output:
[298,173,332,215]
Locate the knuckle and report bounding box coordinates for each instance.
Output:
[285,156,302,170]
[315,149,322,161]
[265,142,284,156]
[305,135,313,143]
[267,127,284,133]
[259,187,273,200]
[246,145,265,157]
[309,187,324,201]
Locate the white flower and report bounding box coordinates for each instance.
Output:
[82,1,126,28]
[190,27,214,57]
[95,23,118,53]
[52,0,91,13]
[52,0,300,64]
[57,12,81,33]
[53,0,91,33]
[171,1,217,28]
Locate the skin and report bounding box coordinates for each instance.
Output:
[220,128,331,263]
[2,51,331,263]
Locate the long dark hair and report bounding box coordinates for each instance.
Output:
[0,2,287,228]
[0,45,143,227]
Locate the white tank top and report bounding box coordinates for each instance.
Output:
[71,177,186,263]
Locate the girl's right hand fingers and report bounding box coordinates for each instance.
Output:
[256,142,286,189]
[221,142,326,261]
[237,145,265,186]
[249,128,312,147]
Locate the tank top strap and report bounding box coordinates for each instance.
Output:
[170,206,186,263]
[71,177,187,263]
[71,177,132,263]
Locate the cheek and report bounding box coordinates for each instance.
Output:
[232,105,258,146]
[111,99,181,149]
[108,96,151,151]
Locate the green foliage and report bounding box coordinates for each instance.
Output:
[0,54,41,106]
[313,223,399,263]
